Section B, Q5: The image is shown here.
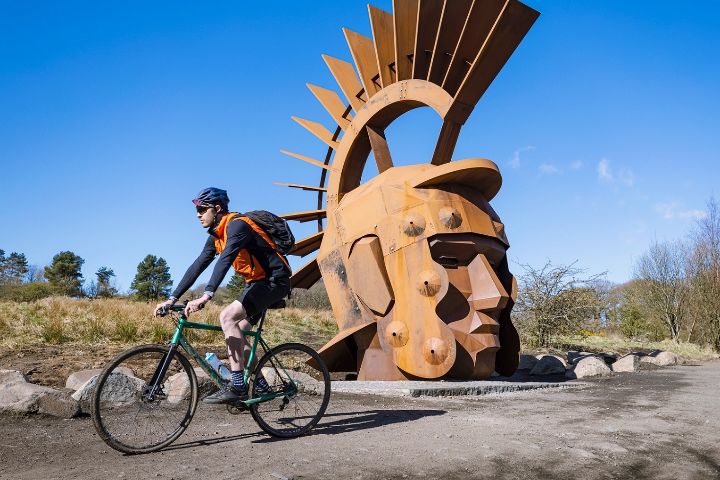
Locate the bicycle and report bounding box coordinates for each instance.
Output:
[91,302,331,454]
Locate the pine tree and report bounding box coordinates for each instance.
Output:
[226,273,246,298]
[95,267,117,298]
[44,251,84,296]
[0,250,29,285]
[131,255,172,300]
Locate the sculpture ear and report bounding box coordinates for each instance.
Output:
[409,158,502,201]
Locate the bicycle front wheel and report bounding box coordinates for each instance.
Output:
[250,342,331,438]
[91,344,198,454]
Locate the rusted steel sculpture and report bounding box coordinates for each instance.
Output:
[278,0,539,380]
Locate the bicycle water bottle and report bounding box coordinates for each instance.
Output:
[204,352,231,381]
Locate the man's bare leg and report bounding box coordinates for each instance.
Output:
[219,300,250,372]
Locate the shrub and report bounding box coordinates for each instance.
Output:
[150,323,172,343]
[80,315,108,343]
[0,283,56,302]
[42,317,66,344]
[114,320,138,343]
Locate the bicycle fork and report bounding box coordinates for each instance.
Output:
[143,344,180,401]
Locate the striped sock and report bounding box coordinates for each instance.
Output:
[231,370,246,390]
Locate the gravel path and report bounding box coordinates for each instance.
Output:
[1,362,718,480]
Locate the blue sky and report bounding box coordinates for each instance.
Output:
[1,0,719,292]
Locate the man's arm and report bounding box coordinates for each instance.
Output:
[168,236,217,302]
[203,219,252,295]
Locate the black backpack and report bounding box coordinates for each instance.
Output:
[244,210,296,255]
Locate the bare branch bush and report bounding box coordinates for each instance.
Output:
[514,260,606,348]
[632,240,689,342]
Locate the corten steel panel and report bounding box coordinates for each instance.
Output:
[369,5,396,88]
[291,258,321,289]
[322,54,366,112]
[412,0,444,80]
[291,116,340,150]
[280,150,333,171]
[307,84,353,130]
[442,0,507,96]
[283,0,539,380]
[344,28,382,98]
[273,182,328,193]
[290,231,325,257]
[426,0,473,85]
[393,0,419,81]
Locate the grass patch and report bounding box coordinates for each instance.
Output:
[150,323,172,343]
[114,320,139,343]
[42,317,66,344]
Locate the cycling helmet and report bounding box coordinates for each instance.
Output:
[192,187,229,211]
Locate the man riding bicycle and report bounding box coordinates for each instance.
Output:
[155,187,291,404]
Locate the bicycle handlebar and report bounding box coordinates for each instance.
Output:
[156,302,204,317]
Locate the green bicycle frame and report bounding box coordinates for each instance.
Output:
[166,313,295,406]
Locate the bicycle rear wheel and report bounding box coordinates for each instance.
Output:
[250,342,331,438]
[91,344,198,454]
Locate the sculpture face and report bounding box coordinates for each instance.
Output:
[316,162,520,380]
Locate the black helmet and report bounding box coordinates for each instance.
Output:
[192,187,229,211]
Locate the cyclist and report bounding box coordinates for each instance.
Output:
[155,187,291,404]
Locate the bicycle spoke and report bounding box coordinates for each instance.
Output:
[92,345,198,454]
[250,343,330,438]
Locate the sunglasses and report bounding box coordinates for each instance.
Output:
[196,205,213,214]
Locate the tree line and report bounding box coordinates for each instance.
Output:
[514,196,720,353]
[0,250,246,302]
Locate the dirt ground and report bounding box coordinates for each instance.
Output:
[0,361,718,480]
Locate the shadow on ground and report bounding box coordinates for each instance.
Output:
[251,408,446,443]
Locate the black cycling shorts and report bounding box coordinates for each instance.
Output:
[239,276,291,325]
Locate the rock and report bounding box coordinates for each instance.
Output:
[194,368,219,397]
[72,371,145,413]
[518,354,539,370]
[529,355,567,375]
[640,351,681,366]
[611,354,640,373]
[66,367,134,391]
[0,369,79,418]
[35,390,82,418]
[164,372,192,404]
[567,351,594,364]
[567,356,612,379]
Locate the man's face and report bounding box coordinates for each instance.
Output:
[196,205,217,228]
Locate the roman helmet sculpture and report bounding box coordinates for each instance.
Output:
[277,0,539,380]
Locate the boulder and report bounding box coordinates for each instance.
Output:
[567,351,595,364]
[0,369,80,418]
[72,371,145,412]
[529,355,567,375]
[641,351,681,366]
[66,367,134,391]
[611,354,640,373]
[517,354,539,371]
[566,356,612,379]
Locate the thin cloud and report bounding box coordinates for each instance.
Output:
[570,160,583,170]
[539,163,560,174]
[509,145,535,169]
[597,158,634,187]
[597,158,613,183]
[655,202,707,220]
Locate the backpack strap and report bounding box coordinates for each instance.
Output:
[238,216,292,272]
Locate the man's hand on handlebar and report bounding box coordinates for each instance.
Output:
[184,294,210,317]
[154,299,175,316]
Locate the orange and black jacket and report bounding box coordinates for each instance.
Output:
[170,213,291,299]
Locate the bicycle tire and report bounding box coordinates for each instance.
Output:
[250,342,331,438]
[91,344,198,454]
